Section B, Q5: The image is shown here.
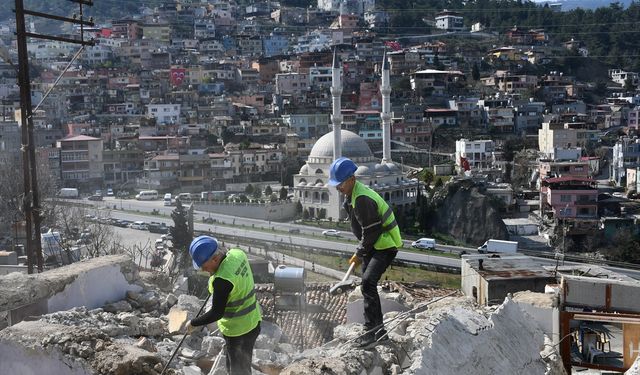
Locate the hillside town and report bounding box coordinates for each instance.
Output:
[1,0,640,374]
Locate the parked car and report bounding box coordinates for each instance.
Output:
[129,221,148,230]
[106,188,114,196]
[322,229,341,237]
[203,217,215,224]
[148,222,168,234]
[88,194,103,201]
[117,191,130,198]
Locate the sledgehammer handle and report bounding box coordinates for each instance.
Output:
[341,262,356,282]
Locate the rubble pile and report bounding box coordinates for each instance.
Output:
[281,291,567,375]
[0,283,301,375]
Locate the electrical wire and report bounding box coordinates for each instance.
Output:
[30,45,86,117]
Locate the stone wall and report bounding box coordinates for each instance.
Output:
[194,201,297,221]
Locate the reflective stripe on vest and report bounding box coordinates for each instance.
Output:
[351,180,403,250]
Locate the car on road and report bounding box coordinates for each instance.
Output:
[107,188,114,196]
[411,238,436,250]
[203,217,215,224]
[88,194,103,201]
[117,191,130,198]
[322,229,341,237]
[288,228,300,234]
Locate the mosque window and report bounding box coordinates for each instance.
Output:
[315,168,323,174]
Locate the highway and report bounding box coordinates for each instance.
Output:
[79,197,640,279]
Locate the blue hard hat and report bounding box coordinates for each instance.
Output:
[328,157,358,186]
[189,235,218,269]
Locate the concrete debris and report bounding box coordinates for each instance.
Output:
[165,294,179,308]
[135,338,157,353]
[180,347,205,360]
[200,336,225,356]
[103,300,133,313]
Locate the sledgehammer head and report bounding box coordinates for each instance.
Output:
[329,262,356,295]
[329,279,355,295]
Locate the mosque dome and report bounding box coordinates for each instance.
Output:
[386,163,400,172]
[309,130,374,160]
[355,165,372,176]
[299,164,309,174]
[374,163,390,173]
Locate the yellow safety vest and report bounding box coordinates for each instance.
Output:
[350,180,403,250]
[207,248,261,336]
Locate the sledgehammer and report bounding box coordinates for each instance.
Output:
[329,262,356,295]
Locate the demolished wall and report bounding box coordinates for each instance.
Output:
[0,255,141,326]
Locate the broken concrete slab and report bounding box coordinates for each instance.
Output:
[0,255,141,326]
[0,320,180,375]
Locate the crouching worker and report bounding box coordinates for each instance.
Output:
[186,236,261,375]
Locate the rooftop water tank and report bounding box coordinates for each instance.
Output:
[274,265,306,293]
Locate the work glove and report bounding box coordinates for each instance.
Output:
[349,253,362,267]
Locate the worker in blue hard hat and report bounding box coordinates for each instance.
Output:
[329,157,402,348]
[185,235,261,375]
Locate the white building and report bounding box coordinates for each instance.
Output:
[609,69,639,87]
[435,10,464,32]
[146,104,181,125]
[455,139,495,171]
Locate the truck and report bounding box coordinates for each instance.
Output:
[59,188,79,199]
[477,239,518,254]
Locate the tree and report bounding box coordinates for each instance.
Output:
[472,62,480,81]
[245,184,254,195]
[252,188,262,199]
[171,200,193,270]
[279,187,288,200]
[295,201,303,215]
[624,76,637,92]
[420,169,435,190]
[302,208,310,220]
[264,185,273,196]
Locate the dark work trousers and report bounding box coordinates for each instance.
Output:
[361,249,397,331]
[223,322,261,375]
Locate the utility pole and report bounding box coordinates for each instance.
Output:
[14,0,94,272]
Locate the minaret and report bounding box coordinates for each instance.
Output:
[380,51,392,163]
[330,48,343,160]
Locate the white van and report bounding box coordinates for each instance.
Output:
[136,190,158,200]
[411,238,436,250]
[163,193,172,206]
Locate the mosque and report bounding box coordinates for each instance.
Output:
[293,51,421,221]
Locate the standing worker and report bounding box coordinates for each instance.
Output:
[185,236,261,374]
[328,157,402,348]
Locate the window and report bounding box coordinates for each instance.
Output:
[560,194,572,202]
